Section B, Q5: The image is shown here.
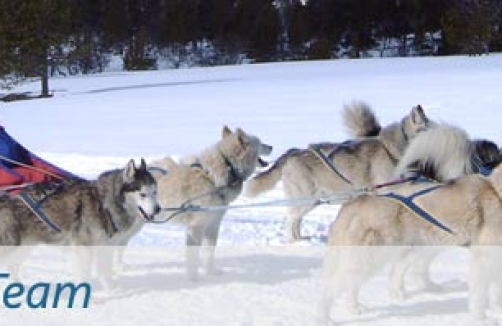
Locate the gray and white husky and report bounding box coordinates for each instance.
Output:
[0,159,160,287]
[246,103,433,242]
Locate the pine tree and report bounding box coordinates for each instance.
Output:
[442,0,498,55]
[287,1,310,59]
[304,0,344,59]
[66,0,110,75]
[0,0,72,96]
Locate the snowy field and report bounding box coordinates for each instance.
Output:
[2,55,502,325]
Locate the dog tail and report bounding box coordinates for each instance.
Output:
[245,148,303,198]
[394,124,474,182]
[342,102,381,138]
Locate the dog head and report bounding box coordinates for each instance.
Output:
[121,158,161,221]
[401,105,435,140]
[219,126,273,180]
[472,139,502,171]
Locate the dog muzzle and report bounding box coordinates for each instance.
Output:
[258,157,269,167]
[138,206,155,222]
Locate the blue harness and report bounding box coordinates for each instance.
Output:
[379,184,454,234]
[308,141,356,185]
[17,192,61,233]
[478,165,493,176]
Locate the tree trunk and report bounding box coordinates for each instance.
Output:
[40,53,50,97]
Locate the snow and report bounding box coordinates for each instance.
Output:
[1,55,502,325]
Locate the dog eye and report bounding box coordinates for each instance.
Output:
[140,193,147,198]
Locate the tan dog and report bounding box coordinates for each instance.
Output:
[320,159,502,325]
[152,126,272,280]
[246,103,433,242]
[388,125,502,299]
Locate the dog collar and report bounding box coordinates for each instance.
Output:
[219,152,244,187]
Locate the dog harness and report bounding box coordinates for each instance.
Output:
[308,142,354,185]
[379,184,454,234]
[17,192,61,233]
[190,152,244,189]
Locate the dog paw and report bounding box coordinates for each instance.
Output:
[470,317,500,326]
[92,287,121,304]
[315,316,336,326]
[389,287,407,301]
[288,239,313,247]
[416,281,445,294]
[202,264,224,276]
[113,263,127,274]
[347,303,368,315]
[208,267,224,276]
[187,272,201,282]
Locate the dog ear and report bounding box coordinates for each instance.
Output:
[123,159,136,181]
[139,158,147,171]
[222,125,232,139]
[236,128,246,146]
[411,105,427,125]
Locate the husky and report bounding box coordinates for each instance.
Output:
[320,125,502,325]
[151,126,272,280]
[246,103,433,242]
[0,159,161,287]
[387,127,502,298]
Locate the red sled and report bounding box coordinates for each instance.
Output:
[0,125,80,193]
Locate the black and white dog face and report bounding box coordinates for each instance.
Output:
[122,159,161,221]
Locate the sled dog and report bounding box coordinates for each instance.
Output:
[246,103,433,242]
[320,126,502,324]
[0,159,161,287]
[152,126,272,280]
[387,127,501,298]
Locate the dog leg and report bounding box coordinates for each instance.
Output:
[492,283,502,314]
[407,247,443,293]
[346,286,367,315]
[319,246,373,324]
[0,246,27,282]
[318,246,341,325]
[201,216,223,276]
[344,246,396,314]
[282,170,316,243]
[72,246,93,282]
[389,247,414,300]
[285,205,314,242]
[6,247,32,282]
[318,286,337,326]
[94,247,115,292]
[113,246,127,273]
[186,224,204,281]
[469,248,491,322]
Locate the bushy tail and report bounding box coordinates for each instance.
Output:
[394,124,474,182]
[342,102,381,138]
[245,148,303,198]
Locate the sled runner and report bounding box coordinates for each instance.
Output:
[0,124,83,231]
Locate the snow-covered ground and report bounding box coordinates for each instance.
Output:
[2,55,502,325]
